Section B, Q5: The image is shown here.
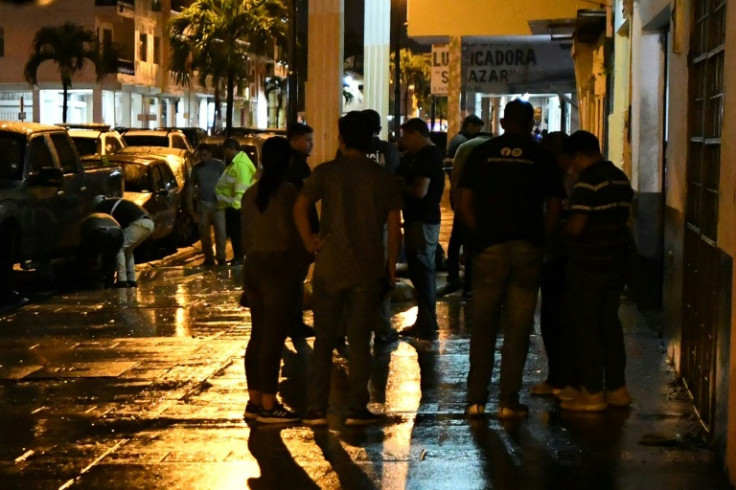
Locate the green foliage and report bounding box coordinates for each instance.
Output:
[389,48,445,118]
[24,22,118,123]
[168,0,288,132]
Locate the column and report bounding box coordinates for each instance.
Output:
[447,36,462,139]
[305,0,344,166]
[363,0,391,140]
[93,86,103,123]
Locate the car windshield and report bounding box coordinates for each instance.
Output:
[121,163,150,192]
[123,135,168,147]
[71,137,98,157]
[0,133,25,180]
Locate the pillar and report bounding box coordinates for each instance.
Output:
[32,88,41,123]
[93,86,103,123]
[363,0,391,140]
[446,36,462,138]
[305,0,344,166]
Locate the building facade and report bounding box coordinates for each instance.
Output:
[607,0,735,481]
[0,0,277,131]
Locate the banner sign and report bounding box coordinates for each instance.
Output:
[431,44,449,96]
[463,43,574,93]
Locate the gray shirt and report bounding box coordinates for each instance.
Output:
[191,157,225,203]
[242,182,305,254]
[301,155,402,287]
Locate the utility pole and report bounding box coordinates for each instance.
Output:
[287,0,299,125]
[391,0,401,139]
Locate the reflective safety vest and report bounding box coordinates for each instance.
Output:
[215,151,256,210]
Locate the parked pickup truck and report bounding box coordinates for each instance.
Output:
[0,122,123,282]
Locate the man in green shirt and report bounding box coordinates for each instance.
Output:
[215,138,257,265]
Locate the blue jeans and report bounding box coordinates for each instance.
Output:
[467,240,542,405]
[404,221,440,336]
[309,277,383,413]
[196,200,226,263]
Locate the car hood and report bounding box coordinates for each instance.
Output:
[123,191,152,208]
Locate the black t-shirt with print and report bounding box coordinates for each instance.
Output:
[397,144,445,224]
[459,133,565,251]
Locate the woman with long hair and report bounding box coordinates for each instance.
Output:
[240,136,311,423]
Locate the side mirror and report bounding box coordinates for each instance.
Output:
[27,167,63,187]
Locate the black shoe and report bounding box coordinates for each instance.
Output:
[461,290,473,302]
[229,258,243,266]
[202,259,216,267]
[256,403,301,424]
[498,400,529,419]
[303,409,328,427]
[243,400,260,420]
[289,323,315,339]
[113,281,129,289]
[128,281,137,288]
[345,408,380,426]
[374,329,399,344]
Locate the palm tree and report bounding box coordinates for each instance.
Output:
[390,48,432,119]
[169,0,288,134]
[24,23,116,123]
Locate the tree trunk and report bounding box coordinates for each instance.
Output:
[226,69,235,136]
[213,83,221,133]
[62,83,69,124]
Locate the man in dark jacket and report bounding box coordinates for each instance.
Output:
[94,195,154,287]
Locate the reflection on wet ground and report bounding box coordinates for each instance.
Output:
[0,257,731,489]
[0,184,732,489]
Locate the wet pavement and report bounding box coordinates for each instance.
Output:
[0,203,733,489]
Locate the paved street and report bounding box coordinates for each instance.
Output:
[0,202,732,489]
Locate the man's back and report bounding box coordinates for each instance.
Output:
[192,158,225,202]
[460,133,564,250]
[301,156,401,286]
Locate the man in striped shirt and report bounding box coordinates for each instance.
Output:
[560,130,634,412]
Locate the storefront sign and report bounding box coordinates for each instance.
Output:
[463,43,574,93]
[431,44,449,96]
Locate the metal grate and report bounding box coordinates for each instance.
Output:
[682,0,726,432]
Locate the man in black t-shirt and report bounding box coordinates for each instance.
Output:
[363,109,400,173]
[458,100,564,419]
[397,118,446,340]
[559,130,634,412]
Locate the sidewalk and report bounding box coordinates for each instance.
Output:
[0,264,731,489]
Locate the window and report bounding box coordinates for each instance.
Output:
[160,163,178,189]
[139,33,148,62]
[105,137,123,154]
[151,165,165,193]
[0,134,24,180]
[153,36,161,65]
[27,136,55,174]
[121,163,150,192]
[51,133,79,174]
[0,27,4,57]
[171,135,188,149]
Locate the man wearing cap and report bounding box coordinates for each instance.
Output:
[93,195,154,288]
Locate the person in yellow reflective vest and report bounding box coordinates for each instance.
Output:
[216,138,257,265]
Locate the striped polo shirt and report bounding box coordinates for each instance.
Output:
[567,160,634,271]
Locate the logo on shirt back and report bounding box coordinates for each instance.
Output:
[501,147,523,157]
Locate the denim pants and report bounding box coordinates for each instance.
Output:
[467,240,542,405]
[404,221,441,336]
[566,263,626,393]
[309,277,383,413]
[196,200,226,262]
[116,218,154,283]
[243,250,306,394]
